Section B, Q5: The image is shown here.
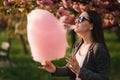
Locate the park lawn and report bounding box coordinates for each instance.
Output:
[0,31,120,80]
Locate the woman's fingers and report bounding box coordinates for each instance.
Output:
[73,56,77,62]
[38,61,56,73]
[67,63,77,73]
[66,56,75,65]
[66,57,75,69]
[38,66,45,70]
[66,57,80,74]
[66,57,73,62]
[45,60,50,65]
[38,61,51,70]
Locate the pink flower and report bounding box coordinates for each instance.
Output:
[72,2,81,12]
[111,11,120,17]
[3,0,9,6]
[62,0,72,8]
[80,3,90,12]
[36,0,54,8]
[59,14,75,25]
[56,7,70,17]
[8,0,14,3]
[21,0,26,3]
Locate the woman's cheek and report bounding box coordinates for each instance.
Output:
[74,26,83,32]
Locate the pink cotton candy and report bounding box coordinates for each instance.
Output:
[27,9,68,65]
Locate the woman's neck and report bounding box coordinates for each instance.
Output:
[79,32,93,45]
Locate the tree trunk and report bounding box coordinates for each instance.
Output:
[19,34,28,55]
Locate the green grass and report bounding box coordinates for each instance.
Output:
[104,31,120,80]
[0,31,120,80]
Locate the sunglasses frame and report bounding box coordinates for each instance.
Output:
[75,16,89,23]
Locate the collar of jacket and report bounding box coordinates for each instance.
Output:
[72,41,96,67]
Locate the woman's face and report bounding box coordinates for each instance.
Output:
[74,12,93,34]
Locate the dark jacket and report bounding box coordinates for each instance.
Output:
[52,41,110,80]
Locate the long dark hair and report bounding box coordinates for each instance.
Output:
[86,10,108,50]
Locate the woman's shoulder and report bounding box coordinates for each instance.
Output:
[92,42,110,57]
[92,42,108,54]
[93,42,106,50]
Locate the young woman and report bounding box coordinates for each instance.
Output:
[39,10,110,80]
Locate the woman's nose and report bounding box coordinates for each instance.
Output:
[75,22,79,26]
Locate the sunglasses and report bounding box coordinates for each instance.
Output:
[75,16,89,23]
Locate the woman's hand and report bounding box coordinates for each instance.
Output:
[38,61,56,73]
[66,56,80,74]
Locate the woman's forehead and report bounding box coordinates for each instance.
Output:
[80,12,89,18]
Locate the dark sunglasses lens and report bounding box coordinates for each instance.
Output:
[79,17,84,22]
[75,16,88,23]
[76,17,84,23]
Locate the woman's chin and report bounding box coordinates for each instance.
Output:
[74,29,78,32]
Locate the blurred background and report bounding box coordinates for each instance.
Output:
[0,0,120,80]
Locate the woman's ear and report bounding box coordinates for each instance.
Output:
[89,24,93,30]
